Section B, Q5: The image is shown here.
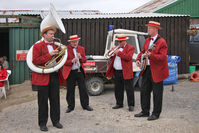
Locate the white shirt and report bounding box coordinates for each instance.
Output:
[147,34,158,65]
[44,40,54,53]
[113,44,126,70]
[72,48,81,70]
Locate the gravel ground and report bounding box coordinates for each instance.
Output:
[0,79,199,133]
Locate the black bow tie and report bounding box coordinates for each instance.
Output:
[150,37,154,41]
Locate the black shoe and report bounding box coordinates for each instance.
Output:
[40,125,48,132]
[83,106,93,111]
[134,112,149,117]
[128,106,134,112]
[147,114,159,121]
[65,108,74,113]
[53,122,63,129]
[112,105,123,109]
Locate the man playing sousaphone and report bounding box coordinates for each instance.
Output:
[134,21,169,121]
[32,26,63,131]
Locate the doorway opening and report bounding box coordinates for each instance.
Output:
[0,28,9,68]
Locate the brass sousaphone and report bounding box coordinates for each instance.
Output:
[26,3,67,73]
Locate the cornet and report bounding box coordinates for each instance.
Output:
[104,45,120,59]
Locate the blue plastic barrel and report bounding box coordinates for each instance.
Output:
[163,55,181,85]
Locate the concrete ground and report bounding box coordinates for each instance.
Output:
[0,79,199,133]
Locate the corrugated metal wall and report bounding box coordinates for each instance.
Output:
[155,0,199,17]
[9,28,40,84]
[57,16,189,74]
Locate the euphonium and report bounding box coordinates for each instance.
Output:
[104,45,120,59]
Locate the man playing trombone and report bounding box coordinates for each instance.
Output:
[106,34,135,112]
[32,26,63,131]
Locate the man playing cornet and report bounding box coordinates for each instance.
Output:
[106,34,135,112]
[32,26,63,131]
[62,35,93,113]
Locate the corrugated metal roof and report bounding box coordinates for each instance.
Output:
[130,0,177,13]
[0,10,100,16]
[0,10,43,15]
[57,12,188,19]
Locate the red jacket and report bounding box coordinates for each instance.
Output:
[31,40,62,86]
[0,68,8,87]
[136,36,169,83]
[106,43,135,80]
[62,45,87,80]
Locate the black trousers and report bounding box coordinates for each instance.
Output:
[114,70,135,106]
[66,69,89,109]
[141,66,163,116]
[37,72,60,126]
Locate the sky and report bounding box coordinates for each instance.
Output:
[0,0,151,13]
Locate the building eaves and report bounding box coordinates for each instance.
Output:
[58,12,189,19]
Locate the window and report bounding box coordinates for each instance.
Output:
[106,34,112,50]
[127,36,137,54]
[138,35,146,50]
